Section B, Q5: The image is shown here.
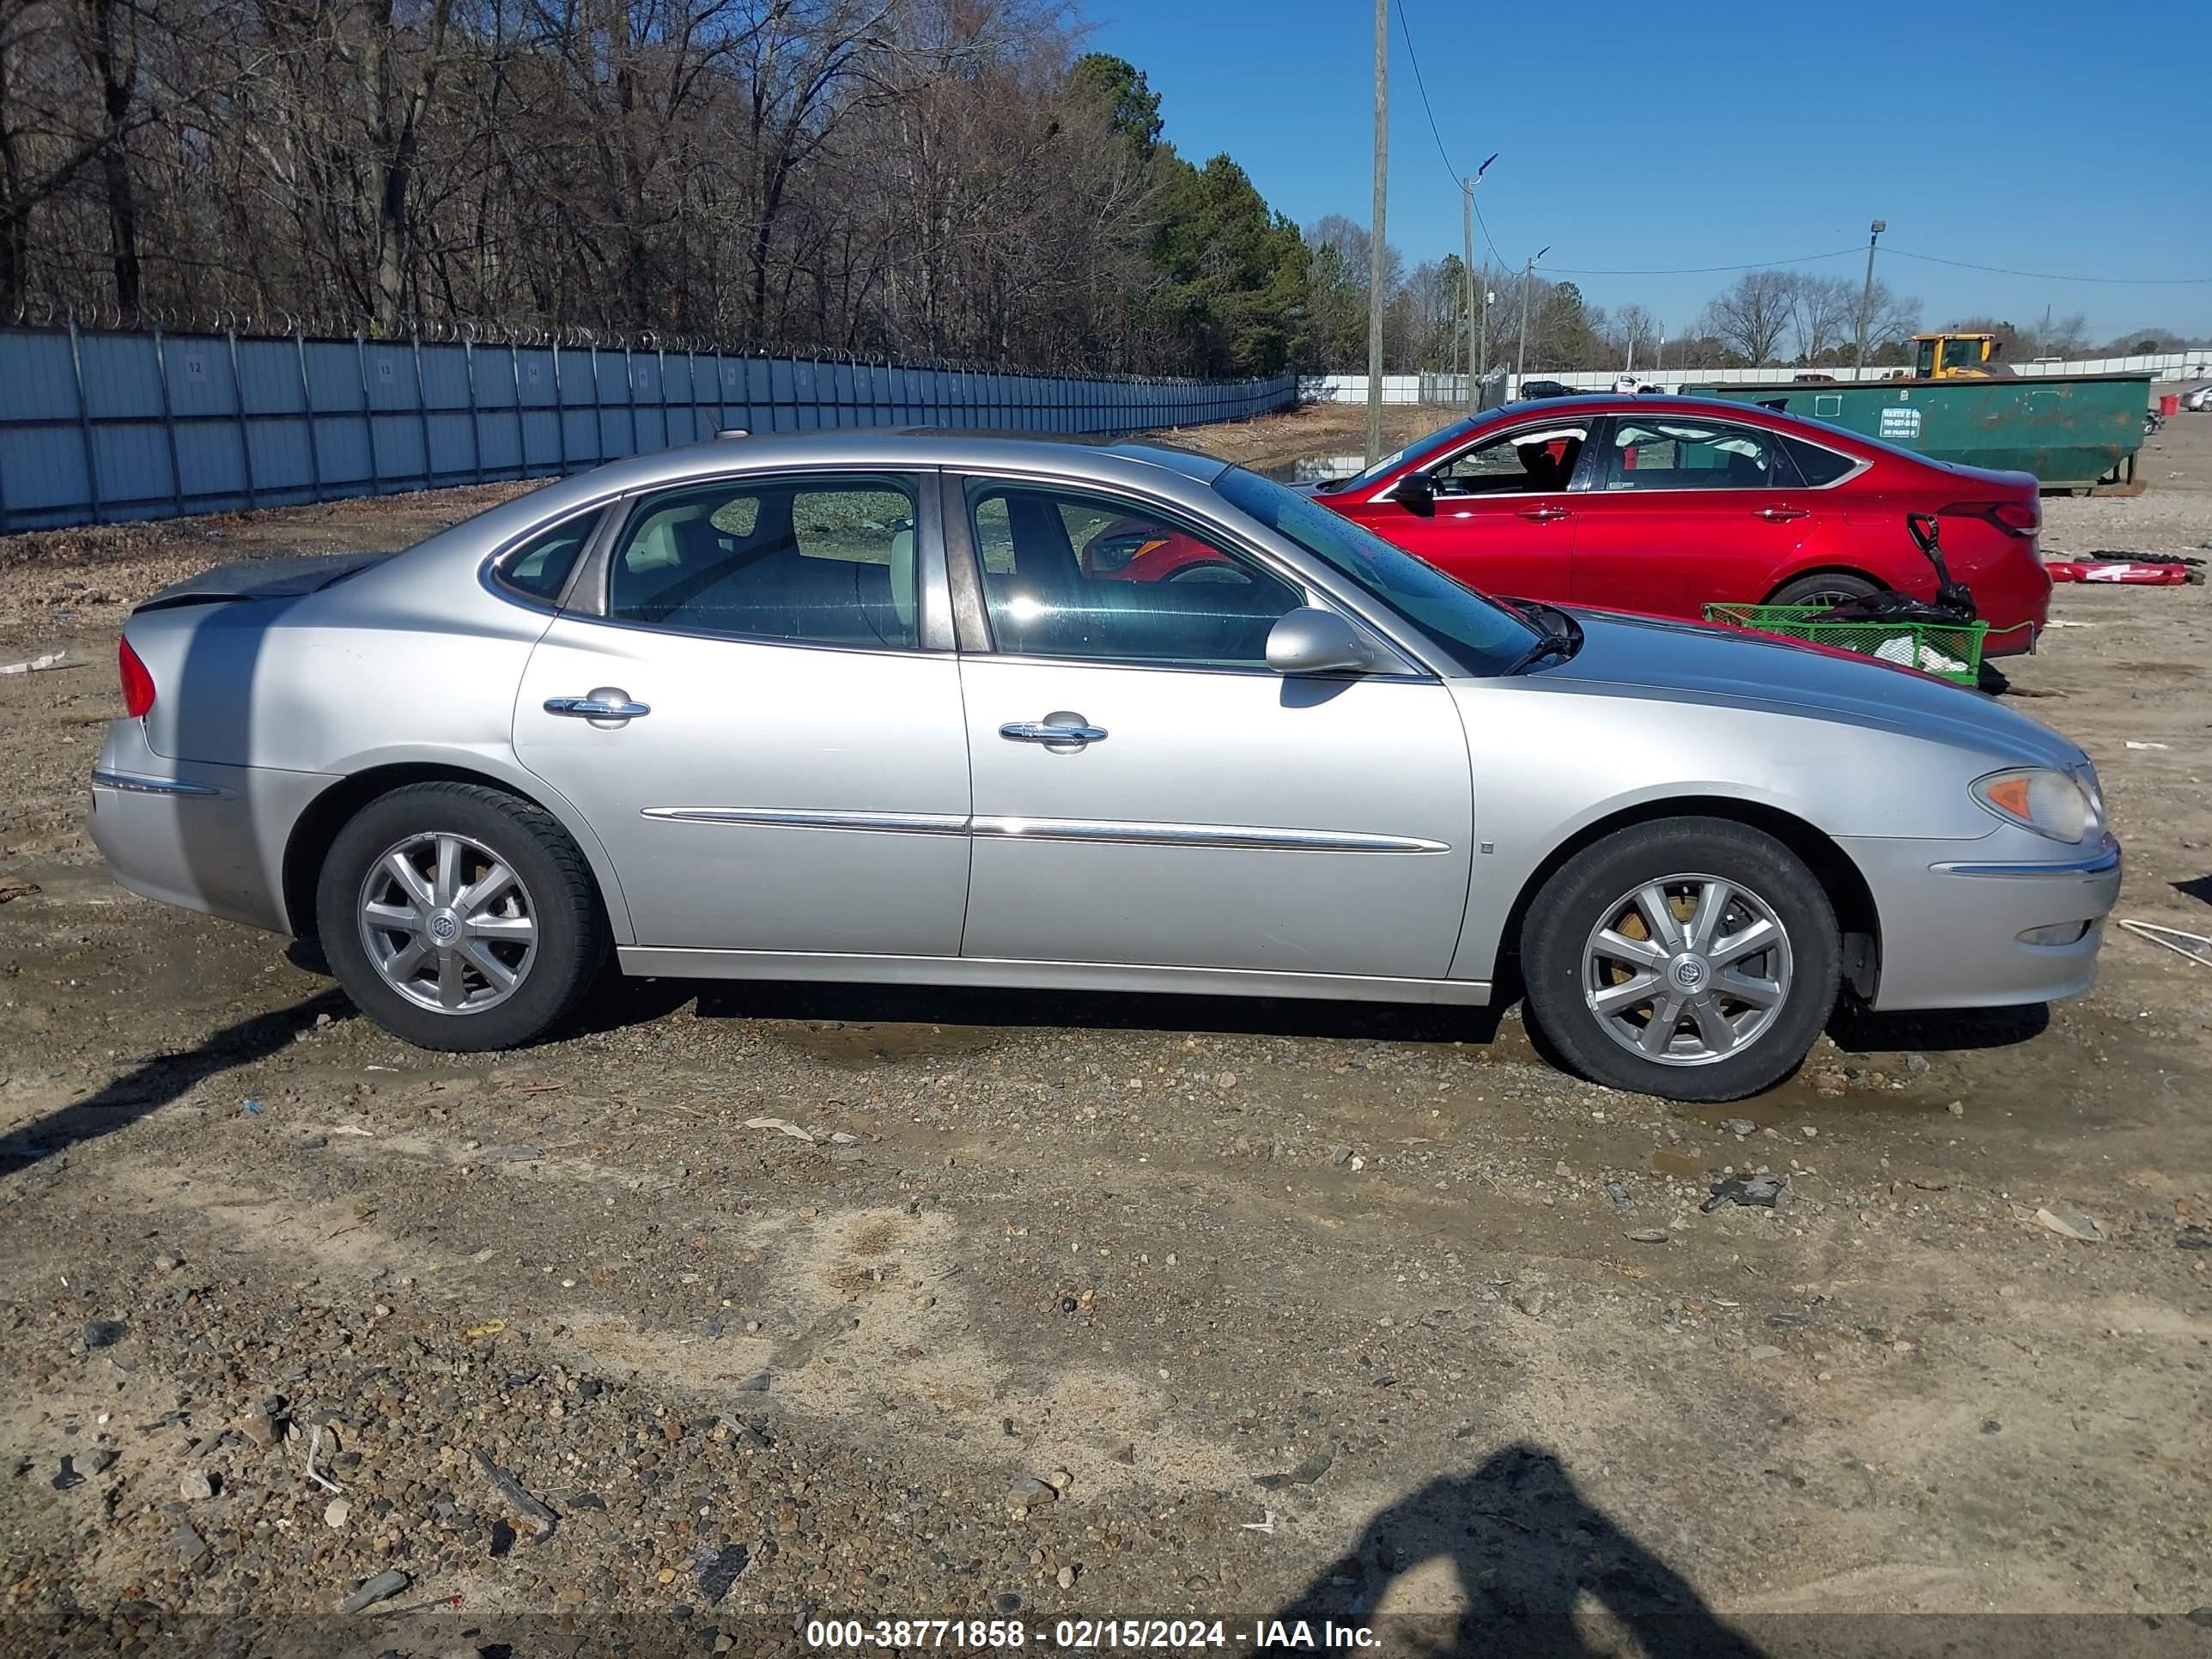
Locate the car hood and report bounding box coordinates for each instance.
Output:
[1537,608,2085,769]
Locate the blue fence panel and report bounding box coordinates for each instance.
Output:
[0,322,1296,529]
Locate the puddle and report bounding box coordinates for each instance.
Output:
[757,1020,1006,1068]
[1262,453,1364,485]
[1649,1149,1706,1179]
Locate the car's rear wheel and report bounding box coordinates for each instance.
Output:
[317,781,606,1052]
[1521,818,1840,1102]
[1767,570,1880,609]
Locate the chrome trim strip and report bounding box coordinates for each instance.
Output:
[617,945,1491,1007]
[641,806,968,836]
[91,769,228,799]
[1932,844,2121,878]
[641,806,1447,854]
[970,815,1449,854]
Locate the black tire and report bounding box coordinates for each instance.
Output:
[1520,818,1840,1103]
[1767,570,1880,609]
[316,781,608,1052]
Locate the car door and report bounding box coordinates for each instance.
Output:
[1341,421,1589,604]
[948,474,1474,981]
[513,469,972,956]
[1567,415,1814,617]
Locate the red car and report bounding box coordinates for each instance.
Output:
[1299,395,2050,656]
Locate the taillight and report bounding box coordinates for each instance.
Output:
[1940,499,2039,537]
[118,635,155,717]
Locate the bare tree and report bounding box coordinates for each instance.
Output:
[1784,272,1855,362]
[1861,278,1920,358]
[1,0,118,312]
[1609,301,1657,368]
[1697,269,1793,365]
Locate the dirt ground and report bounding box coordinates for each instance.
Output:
[1,406,2209,1659]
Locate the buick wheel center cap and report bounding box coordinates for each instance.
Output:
[428,908,460,944]
[1669,956,1708,993]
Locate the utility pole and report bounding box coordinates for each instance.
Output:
[1461,153,1496,416]
[1365,0,1388,465]
[1853,218,1886,379]
[1515,246,1548,396]
[1476,273,1492,395]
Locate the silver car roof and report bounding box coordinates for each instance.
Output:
[433,430,1238,556]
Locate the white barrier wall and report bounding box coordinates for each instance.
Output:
[1301,349,2212,407]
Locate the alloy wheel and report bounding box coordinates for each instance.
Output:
[1580,873,1794,1066]
[356,831,538,1014]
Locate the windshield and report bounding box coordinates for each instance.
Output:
[1320,418,1477,494]
[1214,465,1539,674]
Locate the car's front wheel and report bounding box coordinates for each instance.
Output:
[316,781,607,1052]
[1521,818,1840,1102]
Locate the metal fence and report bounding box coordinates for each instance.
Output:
[0,324,1298,532]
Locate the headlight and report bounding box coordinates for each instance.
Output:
[2070,762,2105,823]
[1972,768,2092,843]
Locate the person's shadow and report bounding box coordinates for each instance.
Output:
[1260,1444,1765,1658]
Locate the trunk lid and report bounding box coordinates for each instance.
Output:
[134,552,389,612]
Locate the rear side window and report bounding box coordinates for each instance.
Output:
[1779,434,1857,486]
[1596,418,1790,491]
[606,474,921,648]
[495,512,599,604]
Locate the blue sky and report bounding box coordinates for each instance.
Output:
[1084,0,2211,344]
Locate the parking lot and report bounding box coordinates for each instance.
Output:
[2,407,2209,1656]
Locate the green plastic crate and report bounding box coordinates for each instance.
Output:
[1703,602,1986,686]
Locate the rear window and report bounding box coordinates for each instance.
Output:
[1780,435,1857,487]
[495,512,599,604]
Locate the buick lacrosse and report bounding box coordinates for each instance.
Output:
[91,432,2118,1101]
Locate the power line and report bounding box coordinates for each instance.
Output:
[1541,247,1862,276]
[1885,247,2212,286]
[1469,191,1507,271]
[1392,0,1508,269]
[1392,0,1458,186]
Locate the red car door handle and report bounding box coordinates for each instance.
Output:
[1753,506,1808,521]
[1517,506,1572,523]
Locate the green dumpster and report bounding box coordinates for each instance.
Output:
[1683,374,2150,492]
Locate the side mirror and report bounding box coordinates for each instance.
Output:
[1266,607,1374,677]
[1395,472,1437,517]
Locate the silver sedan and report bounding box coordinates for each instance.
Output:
[89,432,2120,1102]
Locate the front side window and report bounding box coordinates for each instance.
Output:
[967,482,1303,667]
[1431,424,1589,495]
[1212,466,1539,675]
[1321,418,1476,495]
[606,474,920,647]
[1595,418,1794,491]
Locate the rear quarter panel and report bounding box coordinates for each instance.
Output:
[124,551,639,941]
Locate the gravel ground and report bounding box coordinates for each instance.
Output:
[1,410,2209,1659]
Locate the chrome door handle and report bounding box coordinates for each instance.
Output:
[1753,506,1808,521]
[1000,717,1107,746]
[545,695,651,720]
[1517,505,1571,523]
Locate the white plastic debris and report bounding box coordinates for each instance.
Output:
[0,650,66,675]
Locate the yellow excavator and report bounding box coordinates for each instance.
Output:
[1912,332,2014,378]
